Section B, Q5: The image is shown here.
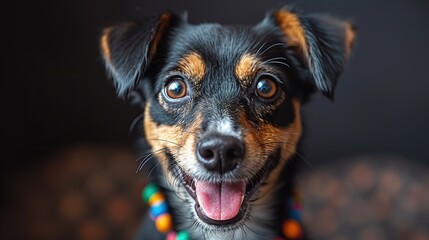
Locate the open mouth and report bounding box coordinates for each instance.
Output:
[174,150,280,226]
[177,168,266,226]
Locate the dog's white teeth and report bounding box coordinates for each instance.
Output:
[241,195,245,205]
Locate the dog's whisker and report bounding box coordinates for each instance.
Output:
[148,138,181,146]
[263,61,291,68]
[146,162,161,180]
[136,153,156,173]
[135,147,165,160]
[135,149,155,161]
[254,41,268,57]
[136,155,153,173]
[256,42,285,57]
[266,142,313,168]
[293,151,313,167]
[261,56,288,64]
[129,113,144,134]
[136,148,169,173]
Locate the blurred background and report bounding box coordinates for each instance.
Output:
[1,0,428,239]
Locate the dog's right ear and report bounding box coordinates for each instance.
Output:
[260,7,356,100]
[100,13,180,97]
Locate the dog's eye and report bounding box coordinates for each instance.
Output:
[165,77,187,99]
[256,77,278,99]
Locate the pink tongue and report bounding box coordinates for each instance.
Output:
[195,181,245,221]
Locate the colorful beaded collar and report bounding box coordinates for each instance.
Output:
[142,183,304,240]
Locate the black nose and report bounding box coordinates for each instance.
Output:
[197,134,244,174]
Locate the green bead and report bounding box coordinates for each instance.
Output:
[142,183,159,202]
[177,231,190,240]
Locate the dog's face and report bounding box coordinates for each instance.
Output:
[101,8,355,231]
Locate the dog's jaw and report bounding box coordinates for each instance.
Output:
[158,146,291,239]
[162,167,282,240]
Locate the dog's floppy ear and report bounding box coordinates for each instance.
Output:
[268,7,356,99]
[100,13,180,97]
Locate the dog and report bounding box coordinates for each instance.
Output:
[100,6,355,240]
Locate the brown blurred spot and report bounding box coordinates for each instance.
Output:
[358,225,386,240]
[86,172,114,200]
[59,191,87,222]
[78,218,107,240]
[410,231,429,240]
[379,168,403,196]
[348,162,375,192]
[312,206,338,237]
[106,195,134,225]
[28,220,60,239]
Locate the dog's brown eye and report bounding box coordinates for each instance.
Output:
[165,77,187,99]
[256,77,278,99]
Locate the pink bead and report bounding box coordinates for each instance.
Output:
[166,231,177,240]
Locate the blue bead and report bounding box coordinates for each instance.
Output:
[290,209,302,221]
[150,201,168,217]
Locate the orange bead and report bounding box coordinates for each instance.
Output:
[155,213,173,233]
[282,219,302,239]
[149,192,165,206]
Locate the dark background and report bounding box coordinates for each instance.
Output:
[2,0,429,172]
[1,1,429,239]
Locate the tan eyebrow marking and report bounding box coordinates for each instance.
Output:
[178,52,206,81]
[235,53,261,87]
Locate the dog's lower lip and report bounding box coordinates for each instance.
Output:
[194,200,248,226]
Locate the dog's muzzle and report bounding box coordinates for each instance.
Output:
[174,133,278,226]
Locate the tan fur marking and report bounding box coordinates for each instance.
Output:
[257,99,301,158]
[149,13,172,60]
[275,10,309,62]
[240,99,302,195]
[345,23,356,57]
[261,99,302,194]
[144,103,204,182]
[101,28,112,64]
[235,54,260,85]
[144,102,183,171]
[178,52,206,81]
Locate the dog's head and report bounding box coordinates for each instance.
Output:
[101,7,355,230]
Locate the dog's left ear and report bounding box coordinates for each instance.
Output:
[265,8,356,99]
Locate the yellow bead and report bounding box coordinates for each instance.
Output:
[149,192,165,206]
[156,213,173,233]
[282,219,302,239]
